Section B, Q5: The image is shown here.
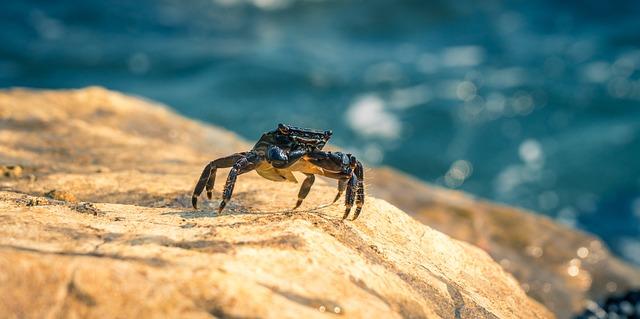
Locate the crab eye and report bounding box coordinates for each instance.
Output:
[324,130,333,140]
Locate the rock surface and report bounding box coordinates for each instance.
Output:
[368,169,640,318]
[0,88,552,318]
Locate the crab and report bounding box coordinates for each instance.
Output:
[192,124,365,220]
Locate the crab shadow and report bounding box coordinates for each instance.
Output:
[162,189,340,219]
[161,203,338,220]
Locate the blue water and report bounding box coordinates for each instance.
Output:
[1,0,639,264]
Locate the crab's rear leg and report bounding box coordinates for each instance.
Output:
[192,153,246,209]
[294,173,315,209]
[352,161,365,220]
[342,173,358,219]
[218,155,258,214]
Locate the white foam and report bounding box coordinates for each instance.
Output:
[519,139,543,165]
[346,95,401,140]
[441,46,485,67]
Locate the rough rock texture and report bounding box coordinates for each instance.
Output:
[0,88,552,318]
[368,169,640,318]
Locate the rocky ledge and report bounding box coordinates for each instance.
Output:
[0,87,551,318]
[368,169,640,318]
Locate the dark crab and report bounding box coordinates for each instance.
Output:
[192,124,365,220]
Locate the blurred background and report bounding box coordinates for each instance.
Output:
[1,0,639,265]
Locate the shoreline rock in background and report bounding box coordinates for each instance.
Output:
[368,169,640,318]
[0,87,550,318]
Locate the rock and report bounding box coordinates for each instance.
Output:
[368,168,640,318]
[0,87,552,318]
[0,165,22,178]
[22,197,49,207]
[45,189,78,203]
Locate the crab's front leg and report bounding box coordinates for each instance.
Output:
[192,152,247,209]
[218,153,260,214]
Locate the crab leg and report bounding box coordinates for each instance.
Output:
[323,172,351,205]
[219,155,258,214]
[333,179,347,203]
[343,173,358,219]
[352,161,365,220]
[294,173,315,209]
[192,153,246,209]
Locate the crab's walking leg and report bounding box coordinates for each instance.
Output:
[333,179,347,203]
[352,161,365,220]
[192,153,246,209]
[343,173,358,219]
[219,156,258,214]
[294,173,315,209]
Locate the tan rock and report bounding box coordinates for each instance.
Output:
[44,189,78,203]
[368,168,640,318]
[0,165,22,178]
[0,87,552,318]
